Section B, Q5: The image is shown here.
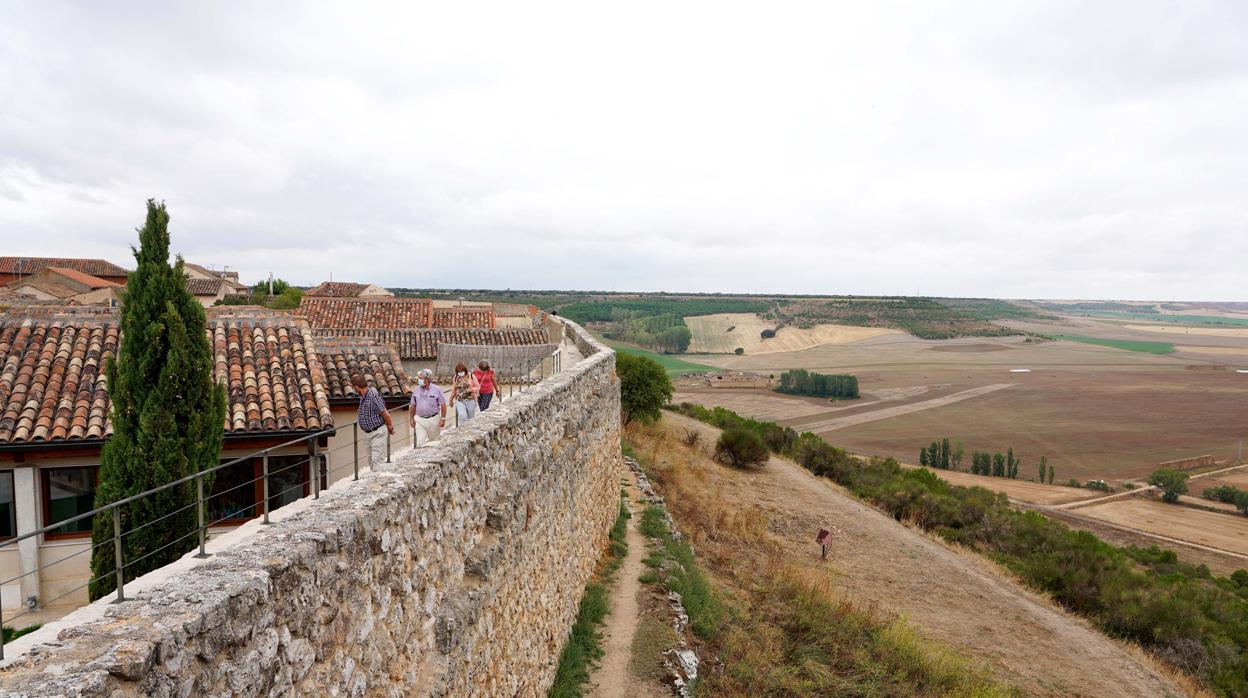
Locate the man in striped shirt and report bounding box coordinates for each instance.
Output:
[353,374,394,471]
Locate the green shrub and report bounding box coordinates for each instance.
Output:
[774,368,859,399]
[715,428,769,469]
[734,347,744,355]
[1148,468,1189,503]
[617,353,673,424]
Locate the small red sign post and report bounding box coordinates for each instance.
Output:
[816,528,833,559]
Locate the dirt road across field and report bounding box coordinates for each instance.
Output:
[663,413,1187,697]
[793,382,1017,433]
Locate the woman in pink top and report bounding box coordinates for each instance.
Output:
[474,360,499,411]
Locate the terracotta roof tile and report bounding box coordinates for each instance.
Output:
[11,279,79,299]
[312,327,550,360]
[186,278,224,296]
[305,281,371,297]
[0,306,335,445]
[314,337,410,399]
[432,306,496,329]
[0,257,129,279]
[298,297,432,329]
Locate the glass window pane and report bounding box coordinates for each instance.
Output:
[45,467,97,534]
[267,456,307,512]
[208,460,258,523]
[0,471,14,538]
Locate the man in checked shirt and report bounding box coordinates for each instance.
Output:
[352,374,394,471]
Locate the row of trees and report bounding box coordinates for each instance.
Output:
[1203,483,1248,516]
[775,369,859,399]
[215,277,303,309]
[919,438,1055,483]
[604,310,691,353]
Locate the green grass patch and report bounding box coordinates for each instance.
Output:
[637,505,722,640]
[599,338,715,376]
[1053,334,1175,354]
[548,492,631,697]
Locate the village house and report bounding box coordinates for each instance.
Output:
[297,295,556,380]
[304,281,394,298]
[0,306,406,621]
[182,262,250,307]
[0,258,129,287]
[4,268,123,307]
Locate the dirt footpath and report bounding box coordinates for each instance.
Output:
[666,413,1187,698]
[586,473,670,698]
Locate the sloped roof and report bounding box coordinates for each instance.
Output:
[432,306,496,329]
[186,277,224,296]
[312,327,550,360]
[12,279,79,299]
[46,268,121,289]
[315,337,409,399]
[298,296,433,329]
[0,257,129,279]
[184,263,247,291]
[0,306,334,445]
[305,281,372,297]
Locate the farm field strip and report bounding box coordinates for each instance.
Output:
[1053,335,1176,354]
[683,313,899,354]
[799,382,1017,433]
[1123,324,1248,338]
[597,338,715,376]
[1074,498,1248,557]
[670,390,836,422]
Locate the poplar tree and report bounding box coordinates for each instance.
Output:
[89,201,226,600]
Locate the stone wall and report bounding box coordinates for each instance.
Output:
[0,320,621,697]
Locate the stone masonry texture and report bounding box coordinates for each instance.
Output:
[0,319,621,697]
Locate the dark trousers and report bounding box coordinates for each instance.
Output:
[478,392,494,411]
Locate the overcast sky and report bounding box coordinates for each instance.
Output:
[2,2,1245,300]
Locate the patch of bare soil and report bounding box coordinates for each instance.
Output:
[586,473,671,698]
[662,413,1187,698]
[929,343,1012,353]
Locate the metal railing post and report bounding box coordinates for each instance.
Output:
[353,423,360,481]
[195,474,209,558]
[112,508,125,602]
[261,454,271,525]
[311,437,321,499]
[1,589,5,659]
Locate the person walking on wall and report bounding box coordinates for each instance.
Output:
[449,362,480,424]
[353,374,394,470]
[409,368,447,447]
[474,360,500,411]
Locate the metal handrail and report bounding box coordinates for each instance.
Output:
[0,353,559,658]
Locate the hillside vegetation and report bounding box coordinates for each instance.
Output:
[771,297,1025,340]
[625,423,1016,697]
[671,402,1248,696]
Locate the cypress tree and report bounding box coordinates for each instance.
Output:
[89,201,226,600]
[919,447,928,467]
[940,437,951,470]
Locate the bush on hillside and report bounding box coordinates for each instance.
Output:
[715,428,769,469]
[1147,468,1189,503]
[760,328,776,339]
[617,353,672,424]
[774,368,859,399]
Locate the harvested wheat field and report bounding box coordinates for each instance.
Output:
[1076,499,1248,557]
[684,312,899,354]
[635,414,1186,697]
[901,465,1096,506]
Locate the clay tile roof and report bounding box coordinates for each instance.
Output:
[13,279,79,299]
[0,306,335,445]
[46,268,121,289]
[0,257,129,279]
[0,310,120,444]
[431,306,497,329]
[305,281,372,297]
[314,337,410,399]
[207,307,333,435]
[312,327,550,361]
[298,296,433,329]
[186,278,224,296]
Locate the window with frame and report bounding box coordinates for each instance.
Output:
[42,466,99,538]
[0,470,15,539]
[208,455,319,524]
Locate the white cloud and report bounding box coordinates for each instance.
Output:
[1,1,1245,299]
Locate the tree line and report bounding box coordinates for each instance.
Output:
[775,369,859,399]
[919,438,1054,484]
